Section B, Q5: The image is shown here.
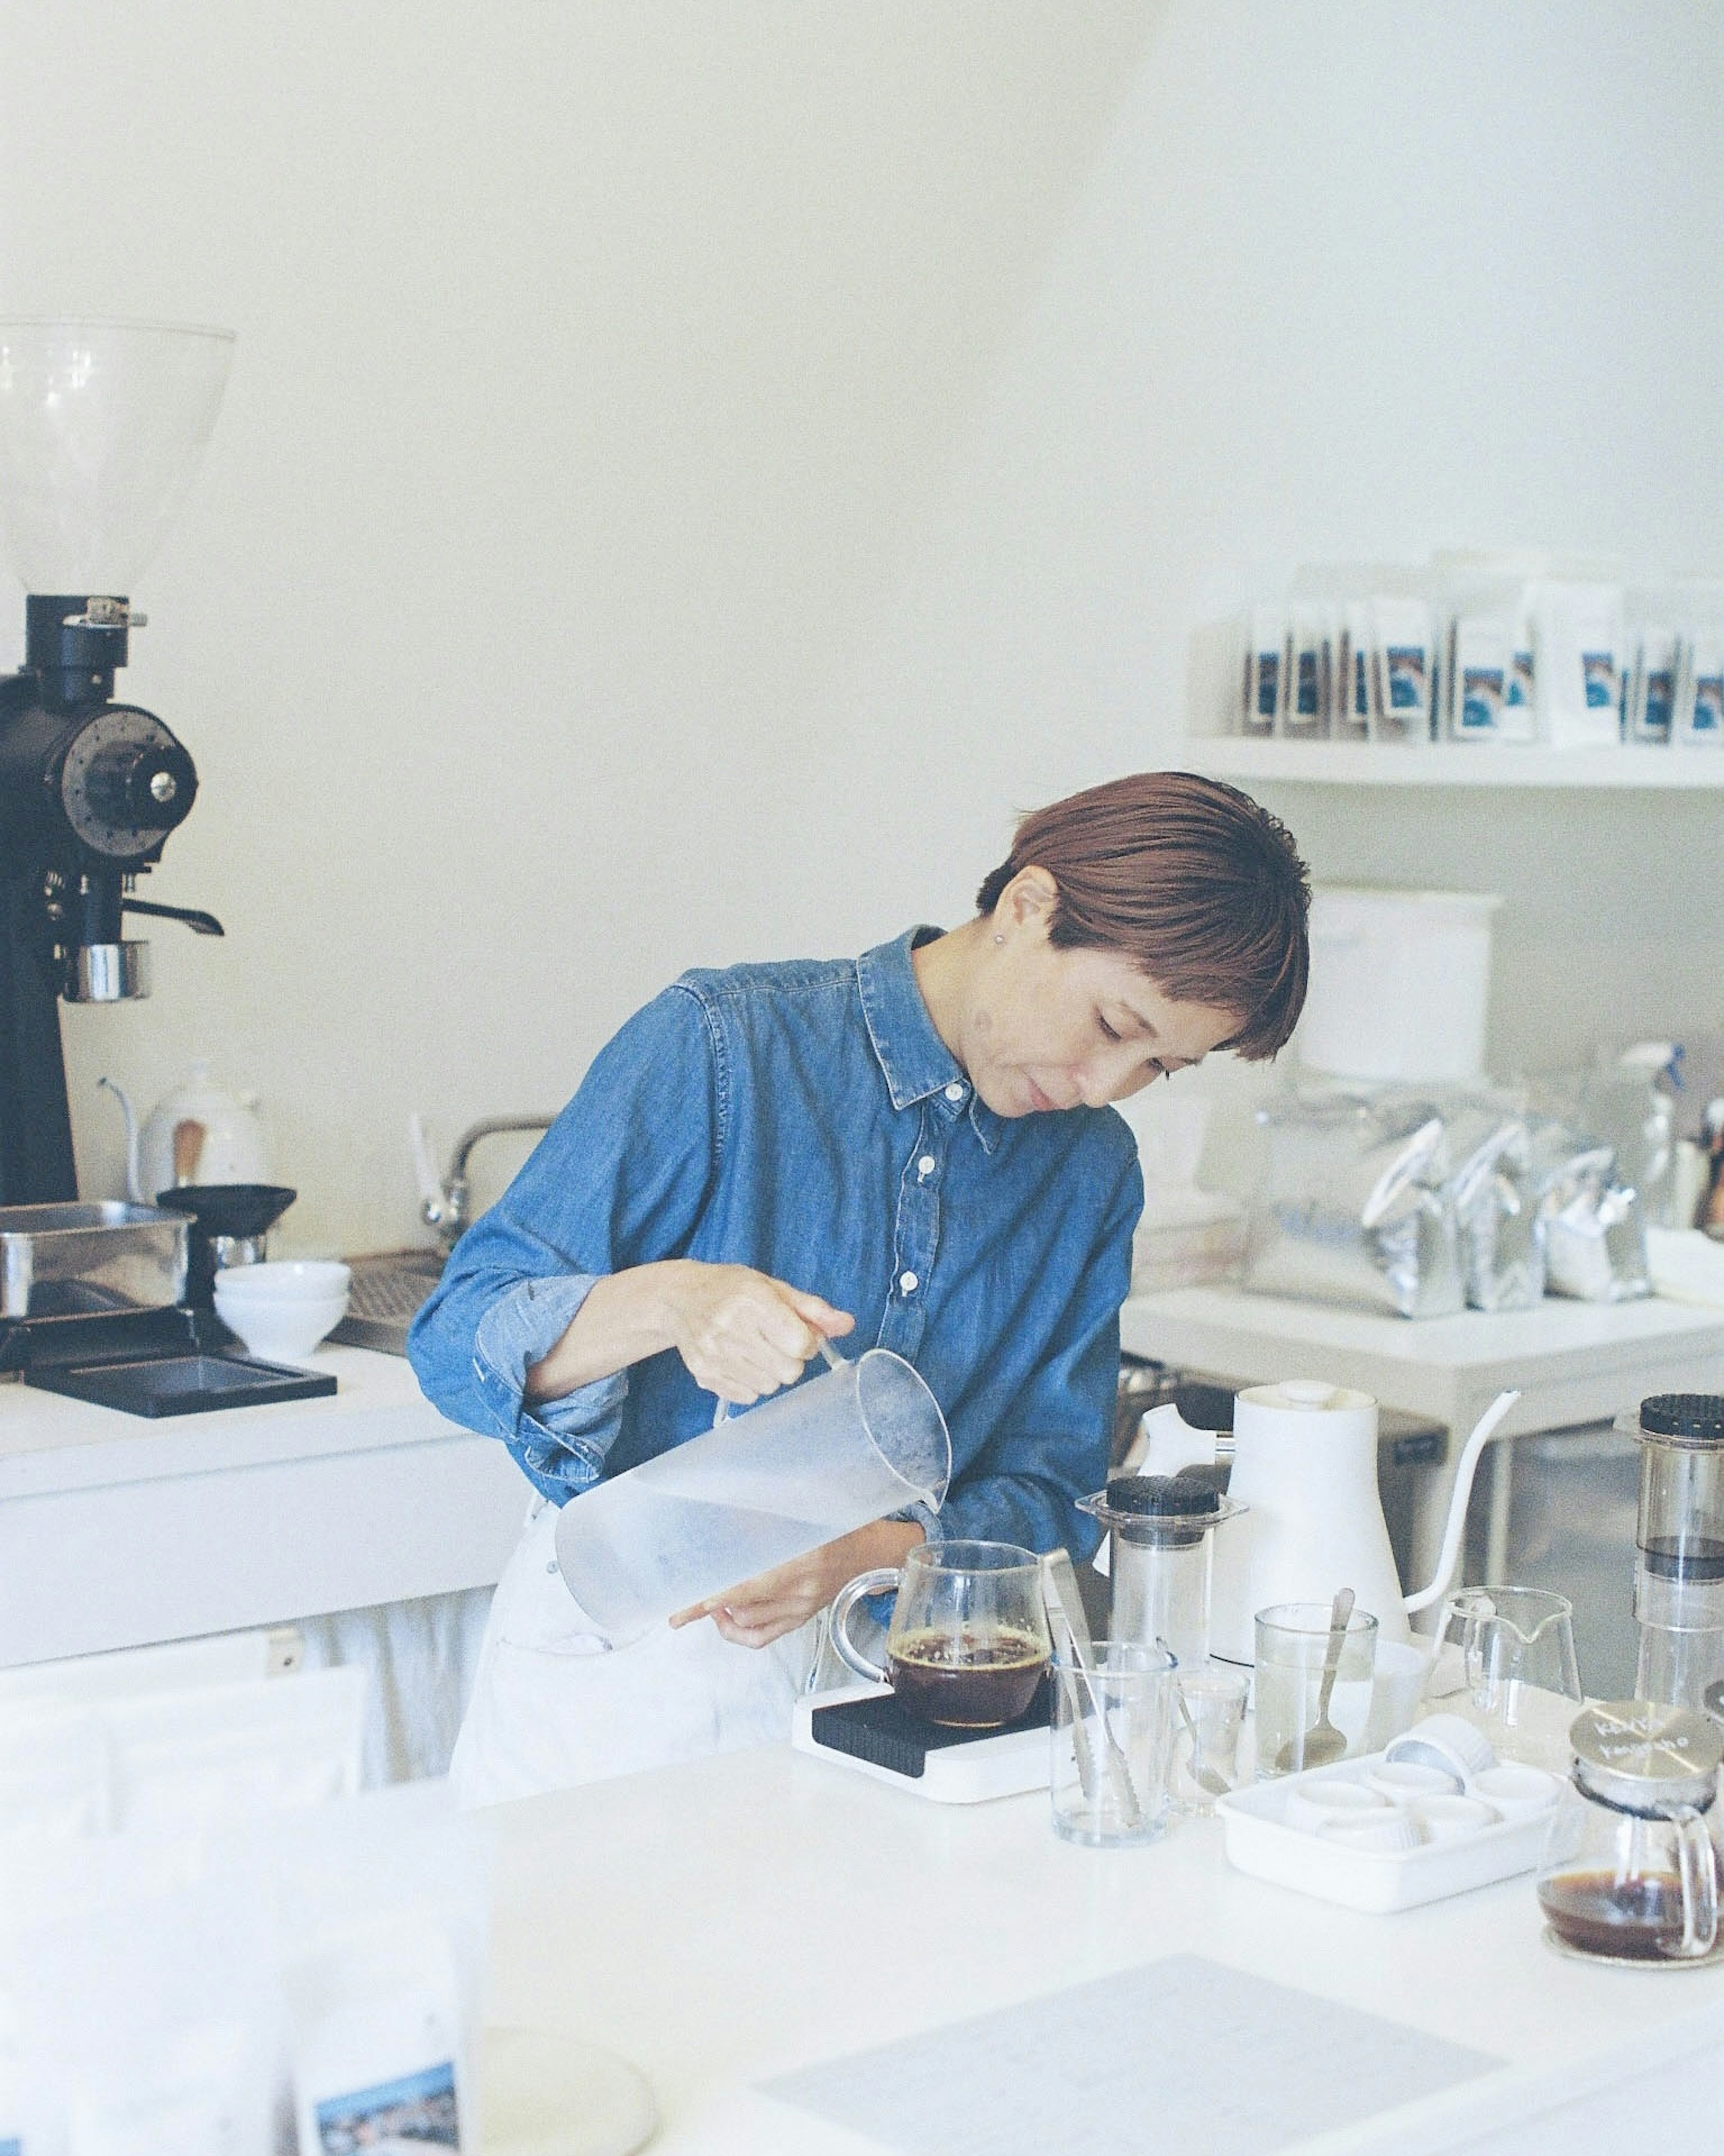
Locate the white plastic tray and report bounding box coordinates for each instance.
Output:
[1216,1750,1551,1913]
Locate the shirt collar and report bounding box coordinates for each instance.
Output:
[857,927,1003,1155]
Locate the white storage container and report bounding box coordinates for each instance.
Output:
[1298,886,1503,1083]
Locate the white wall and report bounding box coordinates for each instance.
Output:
[1,0,1720,1251]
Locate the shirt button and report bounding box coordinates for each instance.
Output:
[899,1270,919,1296]
[918,1155,936,1178]
[944,1081,966,1103]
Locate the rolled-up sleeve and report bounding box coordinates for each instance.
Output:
[407,985,722,1501]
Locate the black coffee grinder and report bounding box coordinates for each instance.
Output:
[0,321,332,1413]
[0,590,224,1199]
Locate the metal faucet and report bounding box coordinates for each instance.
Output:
[411,1112,556,1246]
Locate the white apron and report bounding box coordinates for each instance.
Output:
[449,1497,817,1807]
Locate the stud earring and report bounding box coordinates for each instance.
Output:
[994,933,1004,945]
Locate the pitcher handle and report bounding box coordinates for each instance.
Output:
[1673,1805,1719,1958]
[828,1566,904,1685]
[712,1335,847,1427]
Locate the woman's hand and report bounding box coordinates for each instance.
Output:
[524,1258,851,1404]
[657,1260,853,1406]
[669,1518,924,1649]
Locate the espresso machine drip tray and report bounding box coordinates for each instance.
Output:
[27,1350,335,1416]
[4,1301,336,1415]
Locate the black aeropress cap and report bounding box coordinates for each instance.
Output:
[1107,1473,1221,1517]
[1640,1394,1724,1444]
[1104,1473,1220,1547]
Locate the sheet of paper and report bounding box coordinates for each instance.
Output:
[1315,1987,1724,2156]
[761,1953,1501,2156]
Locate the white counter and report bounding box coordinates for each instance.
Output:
[1122,1285,1724,1586]
[0,1345,524,1667]
[1121,1283,1724,1439]
[484,1739,1724,2154]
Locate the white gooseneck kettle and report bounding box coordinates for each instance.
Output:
[98,1060,270,1202]
[1136,1378,1519,1665]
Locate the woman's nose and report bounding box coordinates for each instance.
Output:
[1098,1058,1163,1106]
[1074,1061,1128,1110]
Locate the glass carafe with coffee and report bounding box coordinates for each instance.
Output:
[1537,1701,1723,1965]
[830,1541,1052,1728]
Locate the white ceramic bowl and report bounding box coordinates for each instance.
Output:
[211,1259,352,1302]
[215,1287,348,1361]
[1384,1713,1496,1786]
[1362,1759,1462,1803]
[1469,1764,1561,1822]
[1316,1811,1425,1853]
[1283,1781,1391,1836]
[1409,1793,1499,1844]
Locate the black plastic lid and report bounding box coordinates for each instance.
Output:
[1105,1473,1220,1518]
[1640,1394,1724,1444]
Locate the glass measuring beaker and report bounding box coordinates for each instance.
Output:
[553,1344,950,1643]
[1421,1585,1583,1771]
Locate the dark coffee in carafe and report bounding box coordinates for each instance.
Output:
[888,1624,1048,1728]
[1539,1868,1701,1961]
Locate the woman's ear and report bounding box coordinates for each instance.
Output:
[1003,864,1059,932]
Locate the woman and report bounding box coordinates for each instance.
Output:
[409,771,1308,1803]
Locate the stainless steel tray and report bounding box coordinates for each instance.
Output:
[0,1201,189,1318]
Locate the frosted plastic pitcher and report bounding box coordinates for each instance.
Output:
[553,1343,951,1644]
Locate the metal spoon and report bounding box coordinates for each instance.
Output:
[1276,1586,1355,1774]
[1176,1687,1231,1798]
[1041,1551,1145,1833]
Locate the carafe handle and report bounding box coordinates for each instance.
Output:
[828,1567,905,1685]
[711,1335,846,1427]
[1673,1805,1719,1958]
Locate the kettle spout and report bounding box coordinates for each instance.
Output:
[97,1076,142,1204]
[1402,1390,1521,1615]
[1132,1399,1223,1479]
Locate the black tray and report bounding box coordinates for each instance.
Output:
[809,1675,1052,1779]
[25,1351,337,1417]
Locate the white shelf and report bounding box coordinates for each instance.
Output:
[1184,736,1724,789]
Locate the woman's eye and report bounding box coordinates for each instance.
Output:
[1097,1014,1121,1043]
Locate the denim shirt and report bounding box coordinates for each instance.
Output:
[407,928,1143,1559]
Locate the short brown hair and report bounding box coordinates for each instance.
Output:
[974,771,1310,1060]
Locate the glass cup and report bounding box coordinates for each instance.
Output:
[1170,1663,1249,1816]
[1420,1585,1583,1772]
[1049,1639,1176,1847]
[1253,1603,1380,1778]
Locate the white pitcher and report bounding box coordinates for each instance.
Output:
[1137,1378,1518,1666]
